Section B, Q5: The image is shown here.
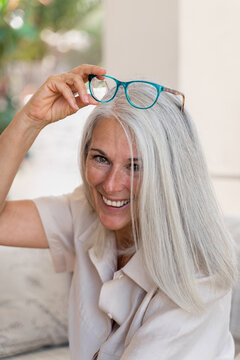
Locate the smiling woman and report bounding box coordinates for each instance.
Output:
[84,117,141,268]
[0,64,238,360]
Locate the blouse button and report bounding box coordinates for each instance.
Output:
[107,312,113,319]
[118,274,124,279]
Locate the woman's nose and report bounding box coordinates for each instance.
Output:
[103,167,126,194]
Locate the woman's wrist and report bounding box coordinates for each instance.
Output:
[13,108,47,133]
[2,110,43,159]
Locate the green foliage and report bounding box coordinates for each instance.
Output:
[0,0,102,132]
[0,0,102,67]
[0,0,9,13]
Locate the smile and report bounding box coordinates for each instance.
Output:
[102,195,130,208]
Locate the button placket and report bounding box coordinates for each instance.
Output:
[113,269,124,280]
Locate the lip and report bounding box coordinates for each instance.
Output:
[99,193,130,210]
[102,195,129,202]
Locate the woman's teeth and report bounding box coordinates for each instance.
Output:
[102,195,129,208]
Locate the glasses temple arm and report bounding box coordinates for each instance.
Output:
[163,87,185,112]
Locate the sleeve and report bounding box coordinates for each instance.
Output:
[33,189,78,273]
[120,289,234,360]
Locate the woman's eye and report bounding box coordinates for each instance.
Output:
[93,155,108,164]
[127,163,140,172]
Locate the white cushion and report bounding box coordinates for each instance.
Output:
[1,346,70,360]
[0,246,71,358]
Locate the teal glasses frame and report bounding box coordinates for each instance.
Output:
[88,74,185,112]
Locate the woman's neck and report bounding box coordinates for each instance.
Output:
[115,226,134,269]
[115,227,134,251]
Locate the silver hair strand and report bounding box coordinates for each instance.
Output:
[79,85,238,313]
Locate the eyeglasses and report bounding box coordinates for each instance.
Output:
[88,74,185,112]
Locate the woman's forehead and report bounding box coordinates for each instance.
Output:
[92,117,124,136]
[90,117,138,158]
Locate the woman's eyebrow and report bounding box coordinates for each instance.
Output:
[128,157,141,162]
[90,148,107,156]
[90,148,141,162]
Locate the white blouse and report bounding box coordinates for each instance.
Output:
[33,186,235,360]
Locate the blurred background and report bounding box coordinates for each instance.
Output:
[0,0,240,216]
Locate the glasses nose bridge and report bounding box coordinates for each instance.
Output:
[116,80,127,90]
[116,81,129,100]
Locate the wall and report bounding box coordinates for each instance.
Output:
[104,0,240,216]
[103,0,179,85]
[179,0,240,216]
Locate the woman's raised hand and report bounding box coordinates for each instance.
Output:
[19,64,106,129]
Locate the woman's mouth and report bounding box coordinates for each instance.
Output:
[102,195,130,208]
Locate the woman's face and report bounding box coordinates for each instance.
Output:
[85,117,141,234]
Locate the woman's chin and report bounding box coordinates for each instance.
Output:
[98,215,129,232]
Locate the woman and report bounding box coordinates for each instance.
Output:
[0,64,237,359]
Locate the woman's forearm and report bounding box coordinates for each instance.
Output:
[0,64,106,214]
[0,111,42,213]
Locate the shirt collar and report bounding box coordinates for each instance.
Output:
[88,231,117,283]
[88,231,230,309]
[122,250,156,293]
[88,232,156,293]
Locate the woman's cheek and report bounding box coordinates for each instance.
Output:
[86,163,106,187]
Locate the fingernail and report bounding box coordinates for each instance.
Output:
[84,96,89,103]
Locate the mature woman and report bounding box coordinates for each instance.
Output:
[0,64,237,359]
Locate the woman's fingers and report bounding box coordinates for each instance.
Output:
[46,75,79,110]
[47,73,88,110]
[70,64,106,82]
[22,64,106,126]
[71,64,106,83]
[57,82,79,111]
[70,75,90,104]
[68,64,106,103]
[75,93,99,107]
[62,66,105,105]
[47,69,102,114]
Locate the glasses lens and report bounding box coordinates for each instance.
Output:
[127,82,158,108]
[90,76,117,102]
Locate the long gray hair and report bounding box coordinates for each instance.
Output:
[80,85,237,313]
